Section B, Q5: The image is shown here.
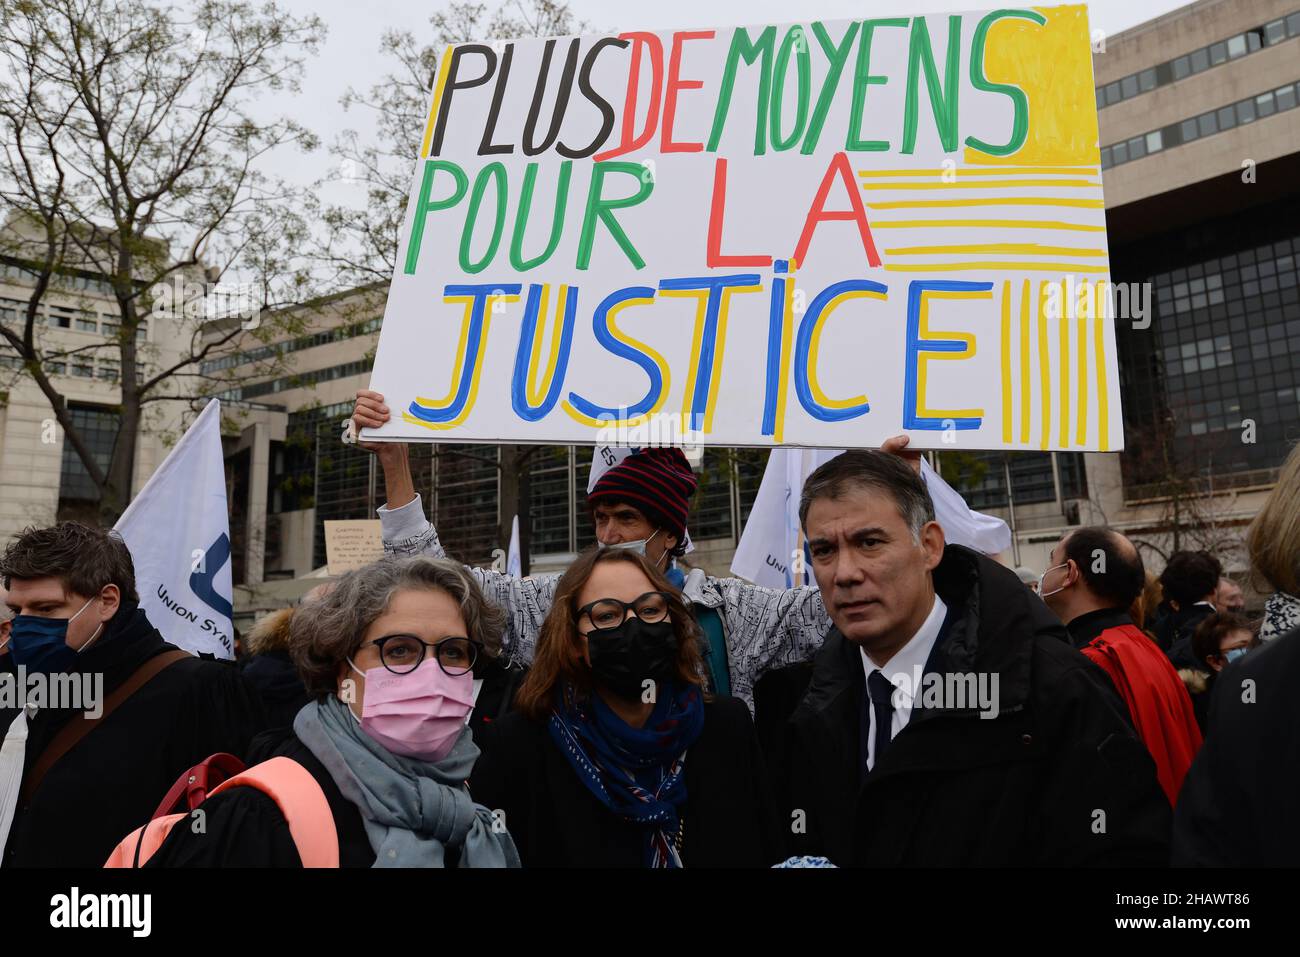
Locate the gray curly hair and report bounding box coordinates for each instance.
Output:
[289,556,507,698]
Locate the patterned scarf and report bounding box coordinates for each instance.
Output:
[548,681,705,868]
[1260,591,1300,643]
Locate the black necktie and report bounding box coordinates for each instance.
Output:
[866,670,895,771]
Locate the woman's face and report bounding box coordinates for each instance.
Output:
[574,560,670,667]
[1210,628,1252,673]
[336,587,469,716]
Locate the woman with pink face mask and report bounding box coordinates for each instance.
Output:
[145,557,519,868]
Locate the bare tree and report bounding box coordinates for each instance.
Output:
[314,1,587,564]
[0,0,325,521]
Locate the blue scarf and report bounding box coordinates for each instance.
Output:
[548,681,705,867]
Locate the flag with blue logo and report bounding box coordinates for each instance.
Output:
[114,399,234,658]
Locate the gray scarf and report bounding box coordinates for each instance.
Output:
[293,696,519,868]
[1260,591,1300,643]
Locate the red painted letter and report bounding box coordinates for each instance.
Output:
[793,152,881,268]
[661,30,714,153]
[594,32,664,162]
[707,159,772,267]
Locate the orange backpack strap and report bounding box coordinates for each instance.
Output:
[104,756,339,868]
[208,757,339,868]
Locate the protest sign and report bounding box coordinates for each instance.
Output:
[366,5,1120,451]
[324,520,386,575]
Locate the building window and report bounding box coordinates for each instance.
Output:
[58,404,120,505]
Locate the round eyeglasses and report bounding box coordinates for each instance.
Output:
[358,634,483,676]
[577,591,671,632]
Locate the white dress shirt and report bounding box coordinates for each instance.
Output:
[860,594,948,771]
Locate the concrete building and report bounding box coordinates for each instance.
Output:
[988,0,1300,589]
[0,215,198,539]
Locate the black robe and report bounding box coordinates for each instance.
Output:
[1,602,268,868]
[467,694,782,867]
[1173,627,1300,865]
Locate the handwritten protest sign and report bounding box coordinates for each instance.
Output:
[324,520,385,575]
[365,5,1122,451]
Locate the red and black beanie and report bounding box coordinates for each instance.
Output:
[588,448,698,548]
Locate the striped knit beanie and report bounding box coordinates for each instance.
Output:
[588,448,698,546]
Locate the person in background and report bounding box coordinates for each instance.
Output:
[1014,567,1039,594]
[779,452,1170,866]
[1038,527,1202,805]
[239,606,313,730]
[1214,577,1245,615]
[1157,551,1222,666]
[149,557,519,868]
[468,547,779,867]
[1,523,267,868]
[1248,441,1300,642]
[1179,611,1255,732]
[1132,571,1164,643]
[1173,619,1300,866]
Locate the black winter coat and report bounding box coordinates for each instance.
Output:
[1,603,268,868]
[1172,628,1300,865]
[468,695,781,867]
[779,546,1172,867]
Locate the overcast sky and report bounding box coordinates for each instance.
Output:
[256,0,1191,208]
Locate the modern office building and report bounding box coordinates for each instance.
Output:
[0,214,198,540]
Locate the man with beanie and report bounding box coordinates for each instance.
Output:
[351,390,829,711]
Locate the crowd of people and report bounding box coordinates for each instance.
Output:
[0,386,1296,868]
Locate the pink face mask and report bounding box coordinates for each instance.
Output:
[347,657,475,762]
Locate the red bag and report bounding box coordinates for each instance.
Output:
[149,752,246,818]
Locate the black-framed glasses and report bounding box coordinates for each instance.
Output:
[359,634,483,676]
[577,591,671,632]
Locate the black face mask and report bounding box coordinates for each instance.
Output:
[585,617,678,701]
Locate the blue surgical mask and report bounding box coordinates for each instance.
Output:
[1222,647,1248,665]
[10,596,102,674]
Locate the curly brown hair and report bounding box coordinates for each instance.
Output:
[289,556,506,698]
[513,546,706,720]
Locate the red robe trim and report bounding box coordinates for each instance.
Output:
[1082,622,1203,805]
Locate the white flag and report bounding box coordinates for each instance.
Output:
[115,399,234,658]
[507,515,522,578]
[730,449,1011,589]
[730,448,840,589]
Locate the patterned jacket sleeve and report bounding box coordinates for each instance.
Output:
[378,494,555,666]
[707,575,831,711]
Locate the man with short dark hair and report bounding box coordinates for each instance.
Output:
[0,523,266,867]
[779,451,1170,866]
[1039,527,1202,805]
[1156,551,1222,663]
